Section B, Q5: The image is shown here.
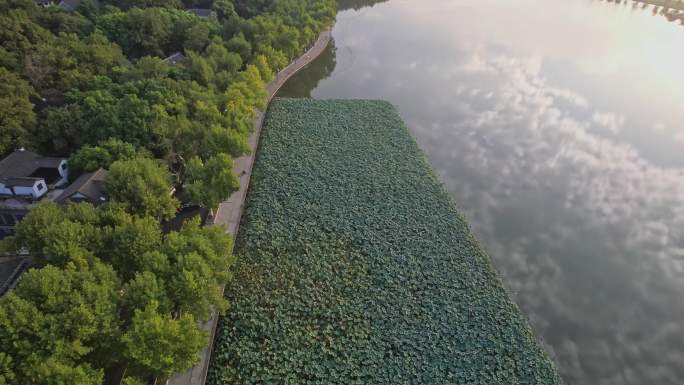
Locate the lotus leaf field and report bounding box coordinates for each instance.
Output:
[207,99,563,384]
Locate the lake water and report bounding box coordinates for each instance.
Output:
[277,1,684,384]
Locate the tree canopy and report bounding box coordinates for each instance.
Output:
[105,157,179,220]
[68,138,140,178]
[1,202,235,382]
[184,153,240,209]
[0,0,335,382]
[0,67,35,157]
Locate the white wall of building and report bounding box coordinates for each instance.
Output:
[10,181,47,200]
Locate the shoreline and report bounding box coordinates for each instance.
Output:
[166,27,332,385]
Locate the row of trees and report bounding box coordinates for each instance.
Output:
[0,0,335,383]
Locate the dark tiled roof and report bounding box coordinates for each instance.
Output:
[186,8,213,17]
[163,52,186,66]
[58,0,80,11]
[0,257,32,297]
[55,168,108,205]
[0,150,65,179]
[2,177,40,188]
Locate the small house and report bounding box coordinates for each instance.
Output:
[0,149,68,200]
[163,52,186,67]
[58,0,81,11]
[55,168,108,206]
[0,149,69,237]
[186,8,214,18]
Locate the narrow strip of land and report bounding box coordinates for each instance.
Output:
[166,27,332,385]
[213,27,332,236]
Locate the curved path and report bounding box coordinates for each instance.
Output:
[167,27,332,385]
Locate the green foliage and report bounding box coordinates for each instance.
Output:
[6,201,67,262]
[36,76,181,155]
[207,99,564,385]
[97,6,217,57]
[185,153,240,209]
[0,67,35,157]
[0,3,52,55]
[117,0,182,9]
[22,31,125,101]
[30,357,103,385]
[106,157,179,220]
[225,32,251,63]
[0,353,14,385]
[128,55,169,80]
[0,0,335,381]
[221,64,268,136]
[162,218,234,319]
[121,375,147,385]
[37,76,253,159]
[213,0,238,23]
[2,201,235,381]
[122,301,207,378]
[0,259,118,384]
[253,54,273,82]
[68,138,139,177]
[37,6,94,37]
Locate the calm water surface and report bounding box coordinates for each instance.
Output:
[279,1,684,384]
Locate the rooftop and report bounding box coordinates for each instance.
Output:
[58,0,80,11]
[2,177,41,188]
[0,149,64,180]
[163,52,186,66]
[186,8,213,17]
[55,168,108,205]
[0,256,31,297]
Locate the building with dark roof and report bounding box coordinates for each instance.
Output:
[58,0,81,11]
[55,168,108,206]
[0,149,68,200]
[186,8,214,17]
[34,0,54,7]
[0,256,32,297]
[35,0,89,11]
[163,52,186,66]
[0,149,69,237]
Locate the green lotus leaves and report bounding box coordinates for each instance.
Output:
[207,99,563,385]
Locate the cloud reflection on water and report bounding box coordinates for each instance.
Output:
[283,0,684,383]
[418,49,684,384]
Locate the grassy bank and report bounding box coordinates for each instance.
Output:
[208,98,563,385]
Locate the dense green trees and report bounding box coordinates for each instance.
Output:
[185,153,240,210]
[0,259,119,384]
[97,6,217,57]
[0,68,35,157]
[0,0,335,382]
[106,157,179,220]
[122,301,206,378]
[68,138,140,177]
[1,0,334,160]
[1,202,235,383]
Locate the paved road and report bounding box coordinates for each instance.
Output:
[166,27,332,385]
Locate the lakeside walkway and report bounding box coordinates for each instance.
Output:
[166,27,332,385]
